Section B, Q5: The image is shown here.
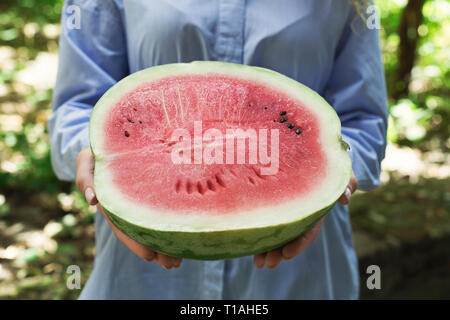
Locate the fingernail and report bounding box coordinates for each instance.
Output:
[345,188,351,202]
[281,250,292,260]
[85,187,95,204]
[283,253,293,260]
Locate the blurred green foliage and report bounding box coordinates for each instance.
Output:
[0,0,94,299]
[377,0,449,151]
[0,0,63,48]
[0,0,448,299]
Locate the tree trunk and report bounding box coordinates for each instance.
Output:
[393,0,426,100]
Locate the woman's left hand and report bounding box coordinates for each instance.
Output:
[253,172,358,269]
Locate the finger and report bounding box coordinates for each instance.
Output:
[167,255,182,268]
[97,205,156,262]
[338,172,358,205]
[113,226,156,262]
[348,174,358,194]
[84,187,97,206]
[76,148,98,205]
[282,218,324,260]
[254,253,266,269]
[264,249,283,269]
[173,258,182,268]
[338,187,352,205]
[156,253,180,269]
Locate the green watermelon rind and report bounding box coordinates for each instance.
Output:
[102,202,333,260]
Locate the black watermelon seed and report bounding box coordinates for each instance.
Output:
[124,131,130,137]
[288,123,294,129]
[280,118,287,123]
[295,128,302,135]
[127,118,134,123]
[280,111,286,116]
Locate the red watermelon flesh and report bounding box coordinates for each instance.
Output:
[103,75,326,215]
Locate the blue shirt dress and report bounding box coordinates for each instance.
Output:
[48,0,388,299]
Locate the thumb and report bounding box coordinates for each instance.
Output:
[76,147,98,205]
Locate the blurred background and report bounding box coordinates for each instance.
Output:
[0,0,448,299]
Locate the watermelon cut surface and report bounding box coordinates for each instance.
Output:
[90,61,351,260]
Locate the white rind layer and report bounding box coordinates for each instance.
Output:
[90,61,352,232]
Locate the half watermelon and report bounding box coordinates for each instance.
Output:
[89,61,351,260]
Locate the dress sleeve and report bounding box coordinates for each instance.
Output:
[324,17,388,191]
[48,0,128,181]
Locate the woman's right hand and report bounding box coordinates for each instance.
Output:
[75,147,182,269]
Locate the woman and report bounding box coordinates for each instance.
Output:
[49,0,387,299]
